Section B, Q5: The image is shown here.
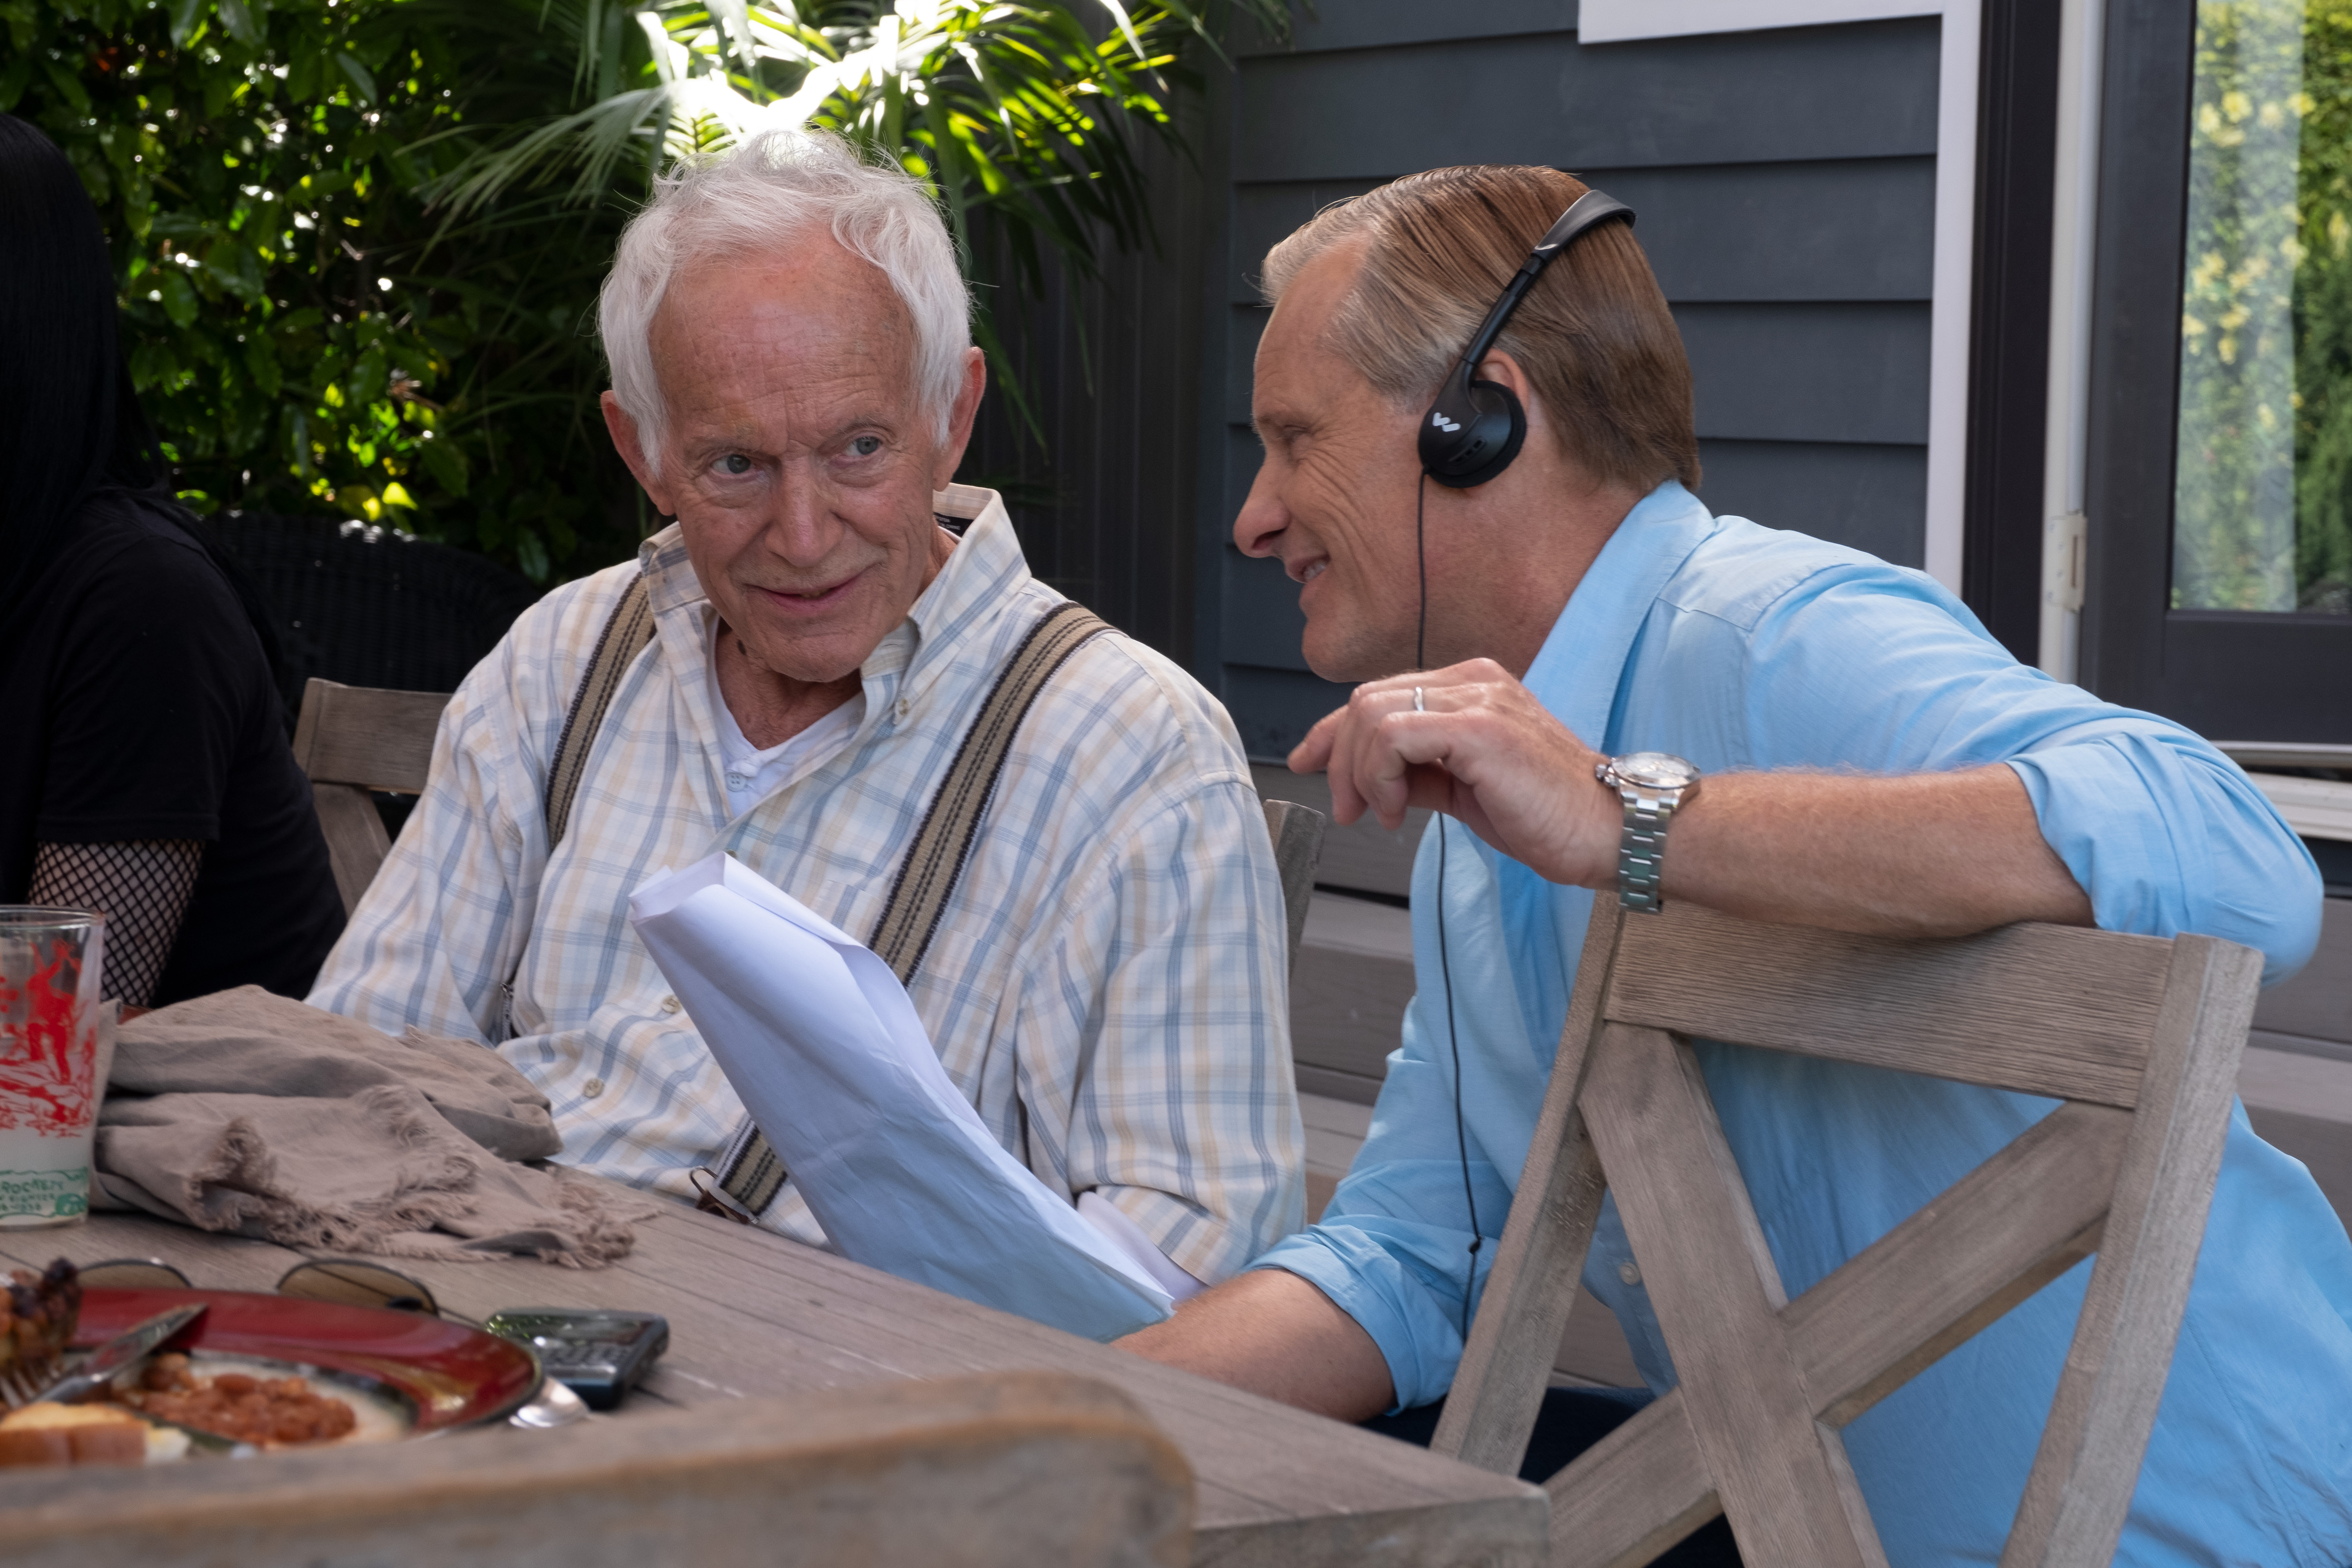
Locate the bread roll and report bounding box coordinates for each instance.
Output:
[0,1402,149,1466]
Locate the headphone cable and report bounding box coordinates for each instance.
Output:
[1415,470,1484,1344]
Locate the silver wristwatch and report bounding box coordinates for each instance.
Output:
[1593,752,1703,914]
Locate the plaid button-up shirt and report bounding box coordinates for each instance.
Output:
[309,486,1304,1282]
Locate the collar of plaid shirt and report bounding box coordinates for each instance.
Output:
[639,481,1020,805]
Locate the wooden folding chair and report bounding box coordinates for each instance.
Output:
[290,677,448,916]
[1431,902,2265,1568]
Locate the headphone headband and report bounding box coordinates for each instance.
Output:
[1417,188,1635,489]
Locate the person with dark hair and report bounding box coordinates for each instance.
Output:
[0,113,344,1009]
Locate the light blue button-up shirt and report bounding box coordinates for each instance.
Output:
[1255,481,2350,1566]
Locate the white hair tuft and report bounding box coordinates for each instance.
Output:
[598,129,972,477]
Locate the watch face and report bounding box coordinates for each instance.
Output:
[1612,752,1702,791]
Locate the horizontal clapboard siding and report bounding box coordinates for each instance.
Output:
[1200,11,1944,755]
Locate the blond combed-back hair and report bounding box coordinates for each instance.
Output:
[1261,165,1699,493]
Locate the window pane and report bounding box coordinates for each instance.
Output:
[2175,0,2352,615]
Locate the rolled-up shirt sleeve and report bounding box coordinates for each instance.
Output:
[2011,724,2321,983]
[1735,565,2323,984]
[1249,1089,1507,1407]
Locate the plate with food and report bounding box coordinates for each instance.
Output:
[0,1263,541,1468]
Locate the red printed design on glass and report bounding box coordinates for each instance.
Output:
[0,943,96,1134]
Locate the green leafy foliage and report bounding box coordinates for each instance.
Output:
[418,0,1281,439]
[2,0,1281,581]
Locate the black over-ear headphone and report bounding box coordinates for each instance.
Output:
[1416,189,1635,488]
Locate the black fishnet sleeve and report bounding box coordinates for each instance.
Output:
[28,840,205,1007]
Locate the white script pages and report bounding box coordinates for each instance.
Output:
[628,854,1174,1341]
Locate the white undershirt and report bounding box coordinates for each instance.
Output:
[705,612,864,820]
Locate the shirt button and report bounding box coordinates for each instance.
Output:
[894,697,910,721]
[659,995,681,1014]
[1617,1261,1642,1287]
[724,772,747,790]
[582,1078,605,1099]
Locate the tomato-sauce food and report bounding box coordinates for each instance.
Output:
[111,1352,358,1446]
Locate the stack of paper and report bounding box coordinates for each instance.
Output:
[629,855,1174,1341]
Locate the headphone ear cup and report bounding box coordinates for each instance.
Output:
[1424,378,1526,490]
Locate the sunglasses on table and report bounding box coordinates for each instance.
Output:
[76,1257,446,1318]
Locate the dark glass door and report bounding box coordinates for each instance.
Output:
[2083,0,2352,742]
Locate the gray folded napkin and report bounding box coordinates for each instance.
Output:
[96,987,653,1267]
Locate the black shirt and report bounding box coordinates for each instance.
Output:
[0,490,345,1002]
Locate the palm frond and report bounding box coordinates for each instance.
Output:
[393,0,1289,456]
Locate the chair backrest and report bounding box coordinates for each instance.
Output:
[1260,797,1327,975]
[0,1370,1193,1567]
[1432,901,2264,1568]
[292,677,448,916]
[293,677,1335,967]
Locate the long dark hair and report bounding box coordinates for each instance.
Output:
[0,114,286,696]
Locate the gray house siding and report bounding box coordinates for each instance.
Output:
[1198,11,1945,758]
[953,122,1210,664]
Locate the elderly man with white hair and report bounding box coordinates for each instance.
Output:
[309,131,1304,1291]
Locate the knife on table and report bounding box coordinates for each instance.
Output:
[33,1303,207,1406]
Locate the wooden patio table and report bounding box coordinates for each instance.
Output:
[0,1190,1546,1567]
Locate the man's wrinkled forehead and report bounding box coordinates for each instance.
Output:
[649,236,912,372]
[1252,236,1372,425]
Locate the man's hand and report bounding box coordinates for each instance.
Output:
[1291,660,1621,888]
[1290,661,2095,940]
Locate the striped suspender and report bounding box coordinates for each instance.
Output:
[547,574,658,846]
[498,573,657,1041]
[703,599,1111,1220]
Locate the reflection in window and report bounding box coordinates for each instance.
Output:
[2176,0,2352,614]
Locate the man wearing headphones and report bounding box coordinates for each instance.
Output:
[1121,165,2352,1565]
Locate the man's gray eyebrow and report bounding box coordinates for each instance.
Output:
[677,410,904,456]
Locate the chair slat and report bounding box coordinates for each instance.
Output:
[1541,1098,2130,1564]
[1606,905,2173,1108]
[1581,1026,1886,1568]
[1999,936,2261,1568]
[293,679,447,793]
[1433,909,1623,1474]
[1787,1100,2126,1426]
[0,1370,1194,1567]
[1544,1389,1716,1568]
[1260,798,1327,977]
[312,781,392,920]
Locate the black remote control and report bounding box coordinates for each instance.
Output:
[483,1308,671,1411]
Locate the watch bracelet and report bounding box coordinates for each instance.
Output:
[1618,791,1674,913]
